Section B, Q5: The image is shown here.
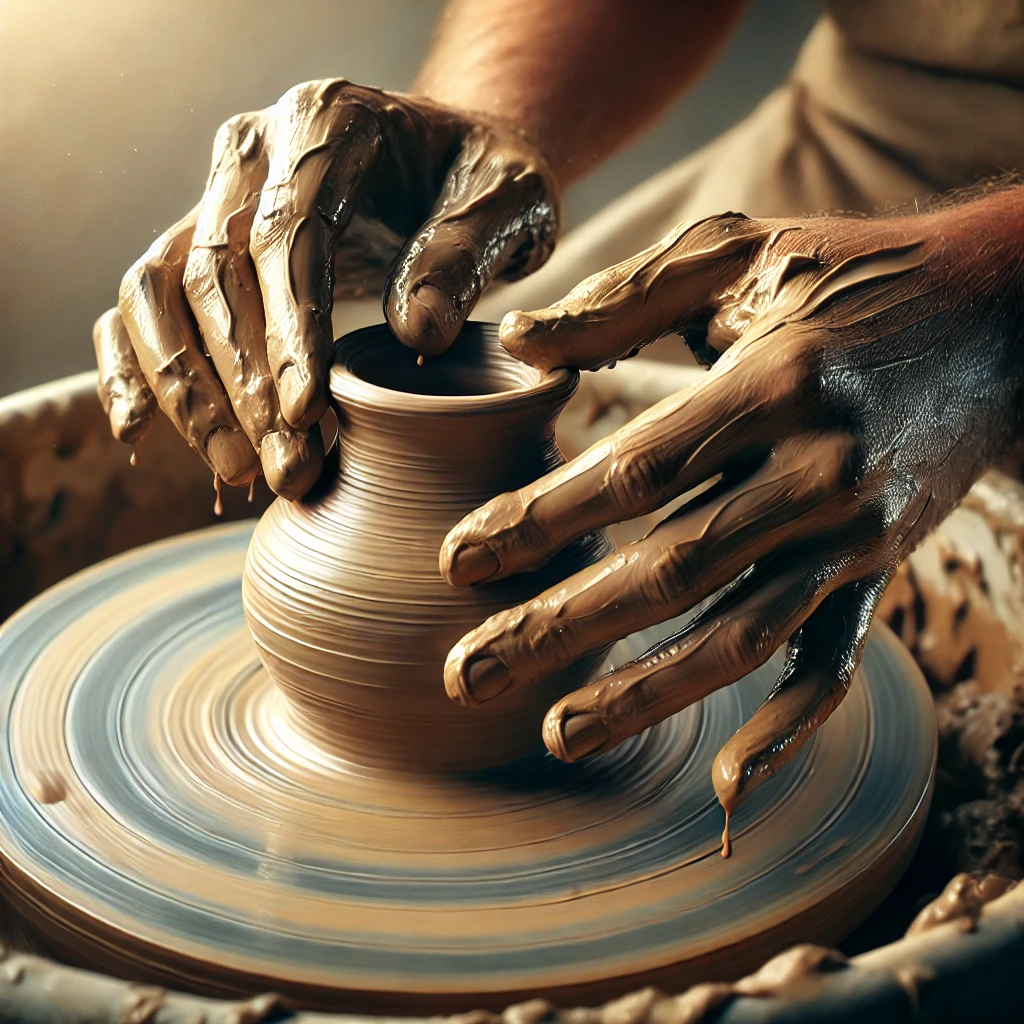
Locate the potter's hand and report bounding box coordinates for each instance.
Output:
[92,81,559,497]
[441,197,1024,816]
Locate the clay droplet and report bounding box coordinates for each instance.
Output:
[24,768,66,805]
[721,811,732,859]
[502,998,554,1024]
[416,354,425,367]
[213,473,224,517]
[130,446,138,468]
[248,478,256,504]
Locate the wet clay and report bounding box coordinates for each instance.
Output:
[874,472,1024,883]
[0,326,936,1011]
[905,873,1016,936]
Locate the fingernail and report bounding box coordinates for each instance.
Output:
[261,429,324,500]
[498,310,538,348]
[207,427,259,485]
[562,712,609,760]
[278,361,327,431]
[413,282,448,322]
[109,395,152,445]
[405,283,455,356]
[449,543,500,585]
[463,655,512,703]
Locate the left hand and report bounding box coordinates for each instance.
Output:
[439,197,1024,818]
[92,80,560,497]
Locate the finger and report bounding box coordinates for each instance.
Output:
[118,207,260,485]
[440,359,826,587]
[92,307,156,445]
[712,572,890,818]
[186,113,324,498]
[250,81,382,430]
[385,127,560,357]
[498,213,771,372]
[444,432,858,707]
[541,557,831,762]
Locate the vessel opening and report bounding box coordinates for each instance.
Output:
[347,330,541,398]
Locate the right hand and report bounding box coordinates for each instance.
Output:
[93,80,560,497]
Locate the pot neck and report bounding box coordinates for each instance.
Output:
[328,323,577,501]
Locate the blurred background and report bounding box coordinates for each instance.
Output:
[0,0,816,397]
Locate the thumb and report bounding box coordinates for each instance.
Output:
[384,127,560,356]
[498,213,767,372]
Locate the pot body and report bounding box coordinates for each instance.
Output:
[243,323,611,771]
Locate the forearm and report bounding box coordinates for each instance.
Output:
[413,0,747,187]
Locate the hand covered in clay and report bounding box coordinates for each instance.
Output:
[93,81,559,497]
[441,192,1024,823]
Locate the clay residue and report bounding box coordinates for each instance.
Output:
[661,944,847,1023]
[0,372,273,626]
[931,681,1024,879]
[879,480,1024,697]
[22,769,66,806]
[500,998,556,1024]
[486,945,849,1024]
[877,471,1024,881]
[905,872,1016,936]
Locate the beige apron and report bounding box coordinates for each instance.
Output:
[477,0,1024,324]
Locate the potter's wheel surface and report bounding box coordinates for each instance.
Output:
[0,523,935,1012]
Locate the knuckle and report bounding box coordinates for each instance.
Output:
[785,332,824,384]
[726,614,779,666]
[250,200,288,254]
[604,446,674,515]
[120,220,189,309]
[276,79,326,114]
[644,543,697,608]
[220,110,255,138]
[182,248,219,306]
[488,495,552,572]
[213,112,264,163]
[804,451,849,503]
[277,79,373,124]
[92,307,121,343]
[118,253,162,310]
[826,434,863,492]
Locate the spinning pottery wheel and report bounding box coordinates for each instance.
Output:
[0,329,937,1015]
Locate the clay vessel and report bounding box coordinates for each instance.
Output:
[242,322,612,771]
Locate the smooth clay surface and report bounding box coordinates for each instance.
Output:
[0,521,936,1012]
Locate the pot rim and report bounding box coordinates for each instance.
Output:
[329,321,577,415]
